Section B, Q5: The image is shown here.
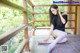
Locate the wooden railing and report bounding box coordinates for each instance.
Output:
[14,28,35,53]
[32,4,80,35]
[0,0,34,53]
[0,0,80,53]
[0,24,27,45]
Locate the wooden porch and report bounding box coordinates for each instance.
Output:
[0,0,80,53]
[29,29,80,53]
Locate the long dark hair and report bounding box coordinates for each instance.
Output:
[49,4,63,26]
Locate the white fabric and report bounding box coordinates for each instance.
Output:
[48,29,68,53]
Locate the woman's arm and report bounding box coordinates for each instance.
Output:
[44,24,54,41]
[49,24,54,35]
[58,11,66,24]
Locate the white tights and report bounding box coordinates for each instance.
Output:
[48,29,67,53]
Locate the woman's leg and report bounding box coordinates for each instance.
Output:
[51,30,68,43]
[48,29,67,53]
[57,37,68,43]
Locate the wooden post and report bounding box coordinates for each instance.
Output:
[67,0,73,34]
[74,6,77,35]
[23,0,29,51]
[32,6,35,36]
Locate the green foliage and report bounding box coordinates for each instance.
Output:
[9,0,23,6]
[0,3,24,53]
[7,43,21,53]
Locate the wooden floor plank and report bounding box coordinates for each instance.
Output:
[51,35,80,53]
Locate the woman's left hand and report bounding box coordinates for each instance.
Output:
[58,10,61,15]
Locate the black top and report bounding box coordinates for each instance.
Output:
[52,14,67,31]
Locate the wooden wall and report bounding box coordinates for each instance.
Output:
[77,3,80,35]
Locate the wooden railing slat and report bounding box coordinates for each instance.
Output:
[74,6,77,34]
[35,20,75,22]
[14,28,35,53]
[33,12,76,14]
[0,24,27,45]
[36,27,75,29]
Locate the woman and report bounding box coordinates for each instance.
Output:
[44,4,68,53]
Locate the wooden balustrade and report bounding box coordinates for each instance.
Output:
[0,24,27,45]
[0,0,79,52]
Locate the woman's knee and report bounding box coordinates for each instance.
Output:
[58,37,68,43]
[62,32,67,37]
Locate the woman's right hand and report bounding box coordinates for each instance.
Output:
[43,33,51,42]
[43,37,50,42]
[39,37,50,43]
[43,24,53,42]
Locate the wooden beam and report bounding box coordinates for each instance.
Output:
[35,20,49,22]
[74,6,77,35]
[36,27,75,29]
[34,4,80,6]
[0,0,31,13]
[31,6,35,36]
[28,29,35,35]
[14,29,35,53]
[35,20,75,22]
[0,24,27,45]
[32,6,35,35]
[26,0,34,7]
[33,12,76,14]
[23,0,29,51]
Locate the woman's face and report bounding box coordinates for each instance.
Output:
[51,8,58,15]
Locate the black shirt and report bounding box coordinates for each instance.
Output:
[52,14,67,31]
